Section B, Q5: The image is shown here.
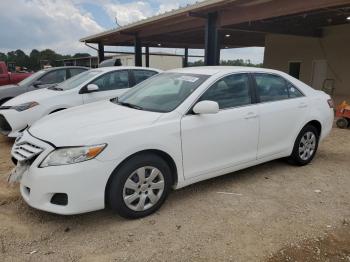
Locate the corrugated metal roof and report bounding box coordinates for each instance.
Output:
[80,0,235,42]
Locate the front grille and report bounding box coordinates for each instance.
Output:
[0,106,11,110]
[12,141,43,162]
[0,114,11,135]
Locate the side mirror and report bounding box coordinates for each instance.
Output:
[86,84,99,93]
[33,80,42,87]
[193,100,219,115]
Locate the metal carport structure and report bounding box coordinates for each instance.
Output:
[80,0,350,67]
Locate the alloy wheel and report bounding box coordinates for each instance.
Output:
[122,166,165,211]
[298,131,316,161]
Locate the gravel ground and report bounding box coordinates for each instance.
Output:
[0,128,350,261]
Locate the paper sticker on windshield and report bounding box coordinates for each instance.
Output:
[177,76,199,83]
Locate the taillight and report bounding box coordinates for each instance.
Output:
[327,99,334,108]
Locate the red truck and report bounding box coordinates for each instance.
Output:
[0,61,32,86]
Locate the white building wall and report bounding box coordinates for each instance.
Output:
[264,24,350,97]
[114,54,183,70]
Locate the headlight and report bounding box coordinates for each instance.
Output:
[39,144,107,168]
[12,101,39,111]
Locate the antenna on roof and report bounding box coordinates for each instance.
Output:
[115,15,121,27]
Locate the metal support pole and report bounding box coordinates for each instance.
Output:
[204,12,220,66]
[98,43,105,63]
[183,47,189,67]
[145,45,150,67]
[134,36,142,67]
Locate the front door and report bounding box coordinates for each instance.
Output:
[82,70,130,104]
[181,73,259,179]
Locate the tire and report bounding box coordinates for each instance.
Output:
[336,118,348,129]
[288,125,319,166]
[108,153,172,219]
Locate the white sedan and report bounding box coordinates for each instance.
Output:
[0,66,161,137]
[10,66,334,218]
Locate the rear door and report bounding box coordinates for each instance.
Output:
[253,73,308,159]
[82,70,130,104]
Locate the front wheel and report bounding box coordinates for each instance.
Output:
[288,125,319,166]
[108,153,172,219]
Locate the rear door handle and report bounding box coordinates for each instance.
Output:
[245,112,258,120]
[298,103,308,108]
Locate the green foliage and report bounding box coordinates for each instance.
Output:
[0,49,91,71]
[188,59,263,67]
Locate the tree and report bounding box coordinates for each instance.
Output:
[29,49,40,71]
[73,53,91,58]
[0,52,7,63]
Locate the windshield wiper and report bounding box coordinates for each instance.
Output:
[117,101,144,110]
[48,85,63,91]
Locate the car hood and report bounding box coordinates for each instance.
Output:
[0,84,18,90]
[29,100,163,146]
[4,88,60,106]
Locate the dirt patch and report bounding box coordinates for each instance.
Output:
[0,136,18,206]
[267,221,350,262]
[0,128,350,261]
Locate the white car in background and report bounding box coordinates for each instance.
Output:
[0,66,161,137]
[10,66,334,218]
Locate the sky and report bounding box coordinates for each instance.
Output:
[0,0,264,63]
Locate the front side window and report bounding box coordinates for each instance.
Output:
[58,70,101,91]
[199,73,251,109]
[254,74,289,102]
[133,70,158,85]
[18,70,47,86]
[116,73,209,112]
[91,70,129,91]
[40,69,67,84]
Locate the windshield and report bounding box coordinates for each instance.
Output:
[116,73,209,112]
[56,70,101,91]
[18,70,46,86]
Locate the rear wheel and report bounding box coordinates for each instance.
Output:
[288,125,319,166]
[108,153,172,219]
[336,118,348,129]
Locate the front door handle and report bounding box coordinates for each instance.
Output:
[245,112,258,120]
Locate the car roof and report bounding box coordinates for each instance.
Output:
[168,66,285,76]
[89,66,162,73]
[42,66,89,72]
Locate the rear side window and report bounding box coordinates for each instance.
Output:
[200,73,251,109]
[40,69,66,84]
[133,70,158,85]
[69,68,86,78]
[254,74,289,102]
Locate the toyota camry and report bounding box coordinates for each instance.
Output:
[10,66,334,218]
